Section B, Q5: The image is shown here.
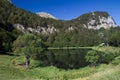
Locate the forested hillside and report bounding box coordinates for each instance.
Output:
[0,0,120,54]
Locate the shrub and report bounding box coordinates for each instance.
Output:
[102,52,115,64]
[111,56,120,65]
[85,50,99,66]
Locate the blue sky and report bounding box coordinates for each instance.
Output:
[11,0,120,25]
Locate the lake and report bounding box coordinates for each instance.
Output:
[37,48,92,69]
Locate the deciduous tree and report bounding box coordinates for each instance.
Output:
[13,33,45,68]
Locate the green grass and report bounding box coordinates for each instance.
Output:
[74,64,120,80]
[0,55,97,80]
[0,55,120,80]
[93,46,120,53]
[48,47,92,50]
[0,55,25,80]
[0,46,120,80]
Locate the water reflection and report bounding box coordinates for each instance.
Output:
[38,48,92,69]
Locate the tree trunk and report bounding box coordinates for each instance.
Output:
[25,54,30,69]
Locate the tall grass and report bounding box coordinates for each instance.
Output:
[93,46,120,53]
[0,55,97,80]
[73,64,120,80]
[88,65,120,80]
[0,46,120,80]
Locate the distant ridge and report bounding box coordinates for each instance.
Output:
[70,11,116,29]
[36,12,58,20]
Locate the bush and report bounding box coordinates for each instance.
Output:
[101,52,115,64]
[111,56,120,65]
[85,50,99,66]
[85,50,119,66]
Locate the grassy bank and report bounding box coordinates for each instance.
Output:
[93,46,120,53]
[0,46,120,80]
[0,55,97,80]
[74,64,120,80]
[48,47,92,50]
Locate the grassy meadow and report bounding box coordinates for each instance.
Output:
[0,46,120,80]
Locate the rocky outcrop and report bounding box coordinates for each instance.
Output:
[13,24,58,34]
[13,24,25,33]
[71,12,117,30]
[87,15,116,29]
[36,12,58,20]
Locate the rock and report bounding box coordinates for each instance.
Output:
[36,12,58,20]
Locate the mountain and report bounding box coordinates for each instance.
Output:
[0,0,117,35]
[8,0,11,3]
[0,0,60,34]
[69,12,116,29]
[36,12,58,20]
[1,0,120,52]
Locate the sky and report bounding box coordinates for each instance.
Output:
[11,0,120,25]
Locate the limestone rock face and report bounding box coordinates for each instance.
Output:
[13,24,58,34]
[87,15,116,29]
[72,12,117,30]
[36,12,58,20]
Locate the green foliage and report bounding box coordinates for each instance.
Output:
[101,52,116,63]
[13,33,45,68]
[0,27,16,54]
[111,56,120,65]
[45,29,100,47]
[85,65,120,80]
[93,46,120,64]
[1,0,120,48]
[109,31,120,47]
[0,55,98,80]
[0,0,63,29]
[0,55,120,80]
[43,49,90,69]
[13,33,44,56]
[85,50,99,66]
